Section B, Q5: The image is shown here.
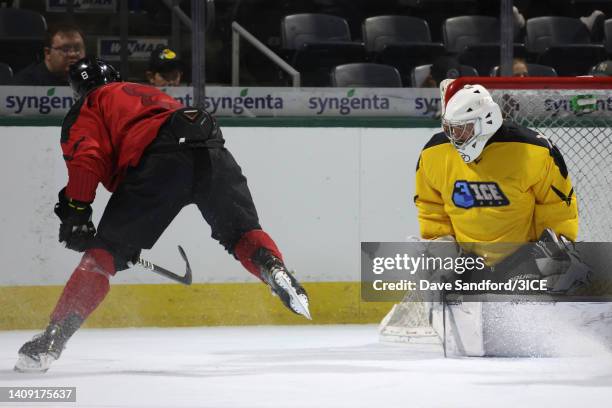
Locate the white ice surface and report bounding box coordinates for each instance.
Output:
[1,324,611,408]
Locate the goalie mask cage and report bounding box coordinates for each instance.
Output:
[379,77,612,344]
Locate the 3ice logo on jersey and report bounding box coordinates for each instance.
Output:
[452,181,510,209]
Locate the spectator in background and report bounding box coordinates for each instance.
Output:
[580,10,606,42]
[512,58,529,77]
[513,3,605,42]
[12,23,85,86]
[419,56,478,118]
[513,5,526,35]
[145,47,184,87]
[422,56,476,88]
[590,61,612,77]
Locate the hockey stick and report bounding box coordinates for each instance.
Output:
[136,245,193,285]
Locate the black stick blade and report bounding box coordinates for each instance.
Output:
[136,245,193,285]
[177,245,193,285]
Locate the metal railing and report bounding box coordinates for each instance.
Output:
[160,0,215,107]
[231,21,300,87]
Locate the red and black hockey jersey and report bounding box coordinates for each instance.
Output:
[61,82,183,202]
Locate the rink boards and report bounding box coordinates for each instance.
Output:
[0,282,392,329]
[0,125,431,328]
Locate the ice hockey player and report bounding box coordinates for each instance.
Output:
[15,57,311,373]
[415,82,590,288]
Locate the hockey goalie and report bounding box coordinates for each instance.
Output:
[379,80,610,357]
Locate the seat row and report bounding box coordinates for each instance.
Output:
[281,13,612,85]
[329,61,566,88]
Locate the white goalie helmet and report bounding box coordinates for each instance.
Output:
[442,84,503,163]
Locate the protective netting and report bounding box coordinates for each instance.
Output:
[492,89,612,242]
[380,83,612,341]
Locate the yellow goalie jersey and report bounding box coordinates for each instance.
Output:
[415,121,578,264]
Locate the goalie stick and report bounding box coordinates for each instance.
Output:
[134,245,193,285]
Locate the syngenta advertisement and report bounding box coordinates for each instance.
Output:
[0,86,440,117]
[6,86,610,118]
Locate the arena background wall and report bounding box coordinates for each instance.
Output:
[0,123,435,329]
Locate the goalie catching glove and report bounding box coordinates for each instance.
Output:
[531,228,592,294]
[54,188,96,252]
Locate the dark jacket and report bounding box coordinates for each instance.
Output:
[12,62,68,86]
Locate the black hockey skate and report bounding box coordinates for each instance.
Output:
[253,248,311,320]
[14,315,82,373]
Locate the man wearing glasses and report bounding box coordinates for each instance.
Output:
[13,23,85,86]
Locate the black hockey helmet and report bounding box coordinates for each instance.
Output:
[68,56,121,99]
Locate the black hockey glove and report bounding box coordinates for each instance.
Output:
[531,228,592,294]
[54,188,96,252]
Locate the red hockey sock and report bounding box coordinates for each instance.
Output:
[234,229,282,280]
[50,249,115,323]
